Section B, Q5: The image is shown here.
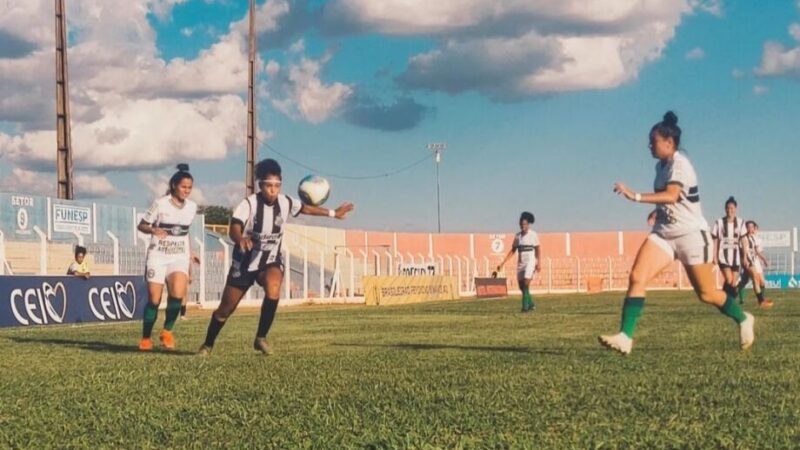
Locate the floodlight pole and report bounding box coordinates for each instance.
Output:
[245,0,257,195]
[55,0,74,199]
[427,143,447,233]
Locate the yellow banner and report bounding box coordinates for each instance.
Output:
[363,276,459,306]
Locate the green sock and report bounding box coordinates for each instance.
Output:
[142,303,159,338]
[718,295,747,324]
[738,286,745,303]
[620,297,645,338]
[527,291,535,309]
[163,296,182,331]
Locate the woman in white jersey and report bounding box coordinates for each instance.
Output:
[711,197,746,297]
[740,221,773,309]
[496,212,541,313]
[599,112,754,355]
[198,159,354,356]
[137,164,199,351]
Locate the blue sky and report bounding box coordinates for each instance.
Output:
[1,0,799,233]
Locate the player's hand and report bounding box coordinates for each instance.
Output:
[491,271,498,279]
[191,252,201,265]
[239,238,253,252]
[535,263,541,274]
[152,228,168,239]
[613,182,636,201]
[334,203,354,219]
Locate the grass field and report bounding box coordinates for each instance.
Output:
[1,290,799,449]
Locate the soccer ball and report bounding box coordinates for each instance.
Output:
[298,175,331,206]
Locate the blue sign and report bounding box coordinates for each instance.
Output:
[0,275,148,328]
[763,274,800,290]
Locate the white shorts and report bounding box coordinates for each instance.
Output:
[648,230,713,266]
[517,264,536,280]
[748,259,763,275]
[146,255,190,284]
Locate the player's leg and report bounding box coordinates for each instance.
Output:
[753,267,772,308]
[140,263,166,351]
[254,265,283,355]
[159,265,189,350]
[720,266,736,297]
[599,235,674,354]
[680,232,754,350]
[737,268,750,304]
[199,273,252,354]
[516,273,528,312]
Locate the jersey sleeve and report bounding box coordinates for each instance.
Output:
[67,262,78,275]
[667,157,691,187]
[230,198,251,228]
[710,220,720,239]
[287,195,302,217]
[141,199,160,224]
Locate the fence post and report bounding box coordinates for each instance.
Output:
[303,246,309,300]
[193,236,206,303]
[107,231,119,275]
[343,248,355,298]
[373,250,381,276]
[576,257,581,293]
[0,230,9,275]
[547,257,552,294]
[284,246,291,299]
[320,251,325,299]
[607,256,613,291]
[33,226,47,275]
[385,250,393,276]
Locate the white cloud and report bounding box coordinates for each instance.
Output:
[731,68,746,79]
[0,168,118,198]
[790,23,800,41]
[74,173,120,198]
[180,27,194,37]
[689,0,723,17]
[265,54,353,123]
[323,0,705,99]
[754,24,800,78]
[685,47,705,60]
[753,85,769,95]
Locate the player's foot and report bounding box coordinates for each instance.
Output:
[197,344,212,356]
[758,299,774,309]
[159,330,176,350]
[179,315,188,321]
[138,337,153,352]
[253,337,273,356]
[740,312,755,351]
[598,332,633,355]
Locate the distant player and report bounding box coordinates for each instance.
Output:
[496,212,540,312]
[198,159,354,356]
[711,196,746,297]
[137,164,200,351]
[599,111,754,355]
[740,221,773,309]
[67,245,91,279]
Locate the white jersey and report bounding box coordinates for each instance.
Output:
[651,151,709,239]
[711,217,746,266]
[231,193,302,272]
[141,195,197,258]
[513,230,540,270]
[744,233,762,264]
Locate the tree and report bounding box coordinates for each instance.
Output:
[199,205,232,225]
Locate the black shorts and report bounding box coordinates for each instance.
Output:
[718,263,740,272]
[225,260,284,290]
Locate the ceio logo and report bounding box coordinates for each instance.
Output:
[88,281,137,321]
[10,282,68,326]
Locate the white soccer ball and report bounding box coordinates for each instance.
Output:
[298,175,331,206]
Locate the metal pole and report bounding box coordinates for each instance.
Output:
[427,143,446,233]
[55,0,74,199]
[245,0,257,195]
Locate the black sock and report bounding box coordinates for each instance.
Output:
[203,314,226,348]
[180,305,187,317]
[756,291,765,303]
[256,298,279,338]
[723,283,737,297]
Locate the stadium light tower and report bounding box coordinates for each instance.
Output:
[427,142,447,233]
[55,0,74,200]
[245,0,257,195]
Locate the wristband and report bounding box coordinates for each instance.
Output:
[328,209,336,218]
[634,193,642,202]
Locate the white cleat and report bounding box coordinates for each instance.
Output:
[740,312,755,351]
[598,332,633,355]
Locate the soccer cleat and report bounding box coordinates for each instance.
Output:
[159,330,176,350]
[197,345,212,356]
[138,338,153,351]
[598,332,633,355]
[253,337,273,356]
[758,299,774,309]
[740,312,755,351]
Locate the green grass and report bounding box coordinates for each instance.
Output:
[1,291,799,449]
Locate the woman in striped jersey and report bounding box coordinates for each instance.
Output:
[137,164,200,351]
[599,111,754,355]
[740,221,773,308]
[711,197,746,298]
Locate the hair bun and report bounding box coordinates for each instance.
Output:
[176,163,190,172]
[662,111,678,126]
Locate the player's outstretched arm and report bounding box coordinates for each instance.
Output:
[496,247,516,272]
[613,182,681,205]
[300,203,354,220]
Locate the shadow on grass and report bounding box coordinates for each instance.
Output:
[332,342,564,355]
[6,336,195,356]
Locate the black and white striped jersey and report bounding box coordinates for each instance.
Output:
[711,217,746,266]
[744,233,762,264]
[230,193,302,272]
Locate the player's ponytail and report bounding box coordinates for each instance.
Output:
[167,163,193,196]
[651,110,682,149]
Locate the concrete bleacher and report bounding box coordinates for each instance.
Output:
[4,240,113,275]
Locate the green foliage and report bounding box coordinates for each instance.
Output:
[199,205,232,225]
[1,291,798,448]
